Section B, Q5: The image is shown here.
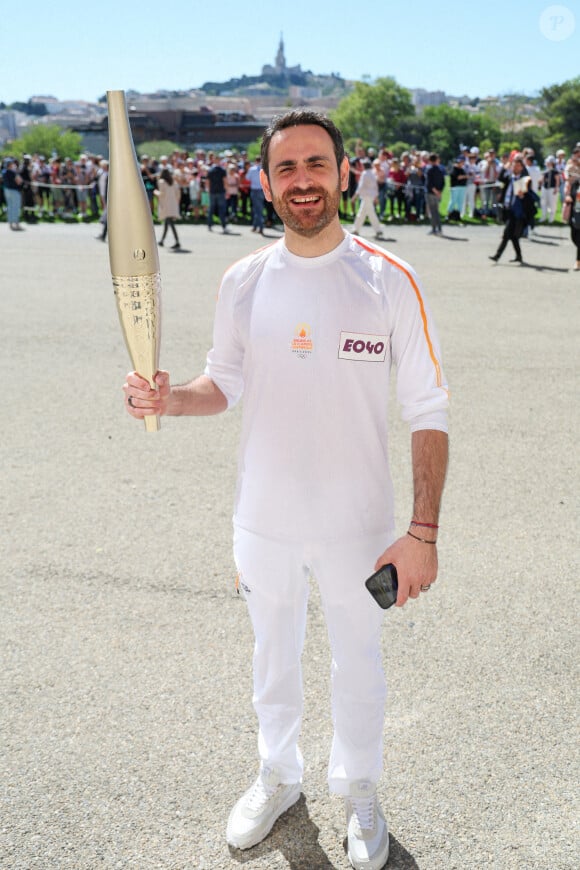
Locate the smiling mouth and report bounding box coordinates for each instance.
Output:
[290,194,321,205]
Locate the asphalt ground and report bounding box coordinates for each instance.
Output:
[1,218,578,870]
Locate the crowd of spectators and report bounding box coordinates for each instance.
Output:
[341,140,575,228]
[0,148,256,230]
[1,140,578,234]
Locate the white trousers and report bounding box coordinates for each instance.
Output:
[233,526,392,796]
[462,183,476,217]
[540,187,558,223]
[352,197,382,235]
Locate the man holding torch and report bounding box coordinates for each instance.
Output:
[124,110,449,870]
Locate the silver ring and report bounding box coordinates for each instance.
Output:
[420,584,431,592]
[128,395,135,408]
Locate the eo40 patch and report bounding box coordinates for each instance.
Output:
[338,331,388,362]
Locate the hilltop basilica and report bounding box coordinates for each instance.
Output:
[261,34,304,79]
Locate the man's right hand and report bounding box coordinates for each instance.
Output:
[123,370,170,420]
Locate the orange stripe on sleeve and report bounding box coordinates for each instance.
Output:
[353,238,444,388]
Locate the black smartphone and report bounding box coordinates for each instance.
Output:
[365,563,398,609]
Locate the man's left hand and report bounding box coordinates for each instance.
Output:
[374,533,438,606]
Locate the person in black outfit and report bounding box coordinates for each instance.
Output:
[206,153,228,233]
[564,177,580,271]
[2,158,23,230]
[495,153,512,222]
[345,156,361,221]
[447,156,467,221]
[20,155,36,222]
[425,153,445,235]
[489,155,535,264]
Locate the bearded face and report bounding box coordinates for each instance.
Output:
[261,125,348,242]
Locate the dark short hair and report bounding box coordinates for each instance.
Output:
[260,109,346,177]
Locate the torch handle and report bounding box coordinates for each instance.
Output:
[144,415,160,432]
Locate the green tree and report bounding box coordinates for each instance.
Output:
[515,126,547,162]
[1,124,82,160]
[386,141,413,157]
[541,76,580,151]
[246,140,261,161]
[332,77,415,146]
[137,140,182,160]
[498,140,521,157]
[389,116,433,152]
[420,105,501,162]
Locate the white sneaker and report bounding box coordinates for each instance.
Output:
[345,780,389,870]
[226,767,301,850]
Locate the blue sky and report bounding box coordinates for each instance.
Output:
[1,0,578,104]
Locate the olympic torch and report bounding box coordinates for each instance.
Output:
[106,89,161,432]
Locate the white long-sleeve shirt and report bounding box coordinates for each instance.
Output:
[354,168,379,200]
[205,233,449,542]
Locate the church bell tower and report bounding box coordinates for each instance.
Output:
[275,33,286,72]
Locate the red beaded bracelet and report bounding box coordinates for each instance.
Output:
[410,520,439,529]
